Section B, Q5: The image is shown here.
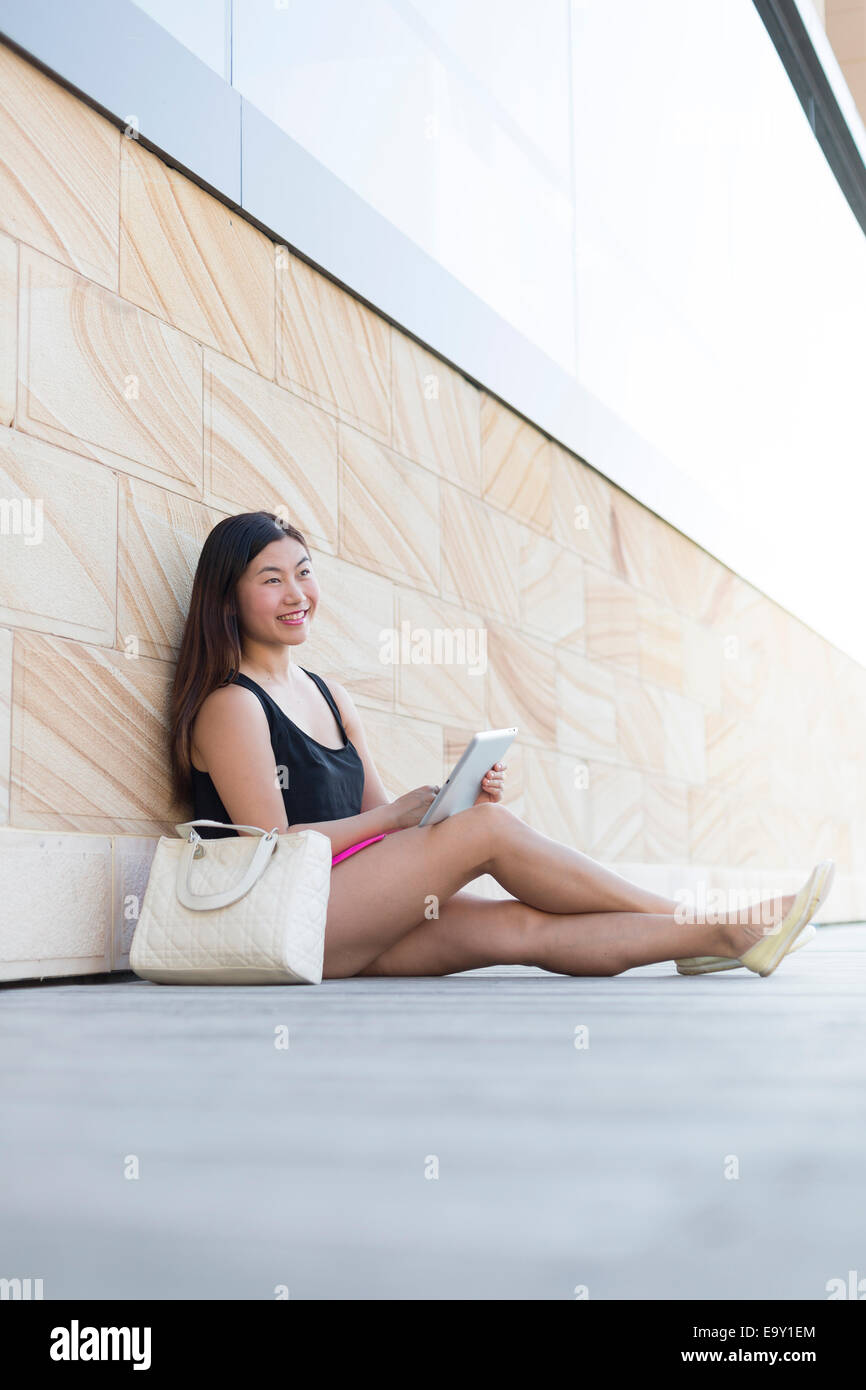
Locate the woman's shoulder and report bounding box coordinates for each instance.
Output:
[191,680,274,773]
[198,676,263,709]
[193,679,272,737]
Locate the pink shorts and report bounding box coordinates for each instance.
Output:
[331,833,387,866]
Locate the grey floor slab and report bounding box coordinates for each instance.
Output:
[1,924,864,1301]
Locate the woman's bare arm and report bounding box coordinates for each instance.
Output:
[284,807,393,844]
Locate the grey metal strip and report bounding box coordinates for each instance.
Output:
[0,0,242,204]
[753,0,866,235]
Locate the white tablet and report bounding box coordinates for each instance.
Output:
[418,728,518,827]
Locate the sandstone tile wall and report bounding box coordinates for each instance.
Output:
[1,43,864,981]
[824,0,866,126]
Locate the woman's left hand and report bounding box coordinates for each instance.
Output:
[474,762,508,806]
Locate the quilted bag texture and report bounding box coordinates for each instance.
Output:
[129,819,332,984]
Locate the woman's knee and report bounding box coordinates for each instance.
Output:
[445,801,515,868]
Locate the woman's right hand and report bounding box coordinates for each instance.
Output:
[385,785,441,830]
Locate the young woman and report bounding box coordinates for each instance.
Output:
[170,512,833,982]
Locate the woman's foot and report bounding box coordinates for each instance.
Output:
[714,894,798,958]
[677,861,834,975]
[679,891,796,927]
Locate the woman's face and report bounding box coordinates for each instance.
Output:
[235,536,319,648]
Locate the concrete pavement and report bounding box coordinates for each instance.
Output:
[1,923,864,1300]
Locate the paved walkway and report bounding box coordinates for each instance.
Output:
[2,923,864,1300]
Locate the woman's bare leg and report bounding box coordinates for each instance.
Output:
[323,804,793,978]
[355,891,756,979]
[478,805,790,924]
[322,807,503,977]
[470,805,683,913]
[522,906,764,976]
[354,890,531,977]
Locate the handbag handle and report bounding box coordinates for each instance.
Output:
[172,819,283,912]
[174,819,281,839]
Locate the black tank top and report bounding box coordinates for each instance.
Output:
[189,669,366,838]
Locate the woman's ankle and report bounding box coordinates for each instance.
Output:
[704,921,744,959]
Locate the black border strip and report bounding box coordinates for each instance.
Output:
[753,0,866,234]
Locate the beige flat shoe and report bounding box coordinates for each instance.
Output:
[675,860,835,977]
[676,921,816,975]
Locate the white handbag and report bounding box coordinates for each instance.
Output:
[129,819,332,985]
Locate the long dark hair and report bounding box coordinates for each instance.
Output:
[169,510,310,809]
